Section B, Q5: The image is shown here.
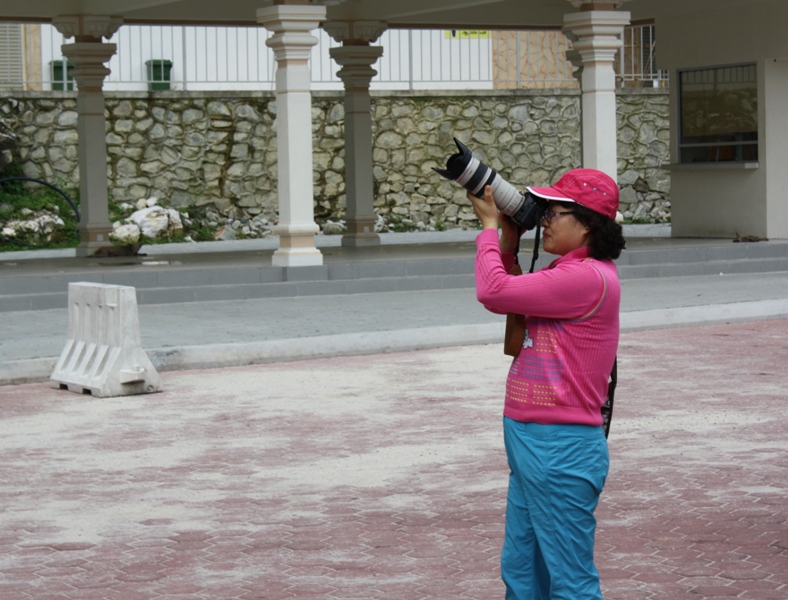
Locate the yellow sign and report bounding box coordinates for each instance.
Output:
[444,30,491,39]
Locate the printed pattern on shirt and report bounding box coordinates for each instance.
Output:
[507,318,564,407]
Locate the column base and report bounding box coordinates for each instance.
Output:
[272,224,323,267]
[75,243,115,258]
[341,232,380,247]
[272,248,324,267]
[342,218,380,247]
[76,225,114,257]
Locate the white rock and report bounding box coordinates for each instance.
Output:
[128,207,171,239]
[135,198,148,210]
[38,215,64,234]
[4,214,65,239]
[146,197,159,207]
[166,208,183,233]
[20,220,41,233]
[111,223,141,245]
[322,220,346,235]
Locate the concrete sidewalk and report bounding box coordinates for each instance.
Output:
[3,269,788,384]
[0,319,786,599]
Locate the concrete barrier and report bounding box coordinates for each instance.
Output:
[50,282,163,397]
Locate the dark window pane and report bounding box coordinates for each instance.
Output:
[679,64,758,163]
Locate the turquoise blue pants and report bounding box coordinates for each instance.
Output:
[501,417,609,600]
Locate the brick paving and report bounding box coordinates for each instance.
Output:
[0,319,786,599]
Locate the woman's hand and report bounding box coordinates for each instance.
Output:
[467,185,499,230]
[499,214,522,254]
[469,186,524,253]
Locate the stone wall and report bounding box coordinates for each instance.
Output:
[0,88,670,238]
[616,91,671,222]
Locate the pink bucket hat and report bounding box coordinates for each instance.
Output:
[527,169,619,220]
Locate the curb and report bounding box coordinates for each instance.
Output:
[619,298,788,331]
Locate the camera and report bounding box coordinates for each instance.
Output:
[433,138,545,230]
[435,137,546,272]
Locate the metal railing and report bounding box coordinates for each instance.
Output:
[0,23,667,92]
[619,24,669,87]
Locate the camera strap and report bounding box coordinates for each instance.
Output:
[602,358,617,439]
[528,220,541,274]
[511,220,540,273]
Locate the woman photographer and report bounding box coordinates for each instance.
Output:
[468,168,626,600]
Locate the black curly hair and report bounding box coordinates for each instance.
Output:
[569,203,627,260]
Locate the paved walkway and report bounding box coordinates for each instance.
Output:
[1,318,787,599]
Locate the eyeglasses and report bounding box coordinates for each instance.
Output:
[541,209,576,223]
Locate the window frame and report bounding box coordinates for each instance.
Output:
[677,62,758,164]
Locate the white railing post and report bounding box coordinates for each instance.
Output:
[181,25,188,90]
[408,29,414,91]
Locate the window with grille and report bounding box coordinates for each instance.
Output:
[679,64,758,163]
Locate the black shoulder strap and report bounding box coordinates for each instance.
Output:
[511,221,540,274]
[601,358,617,438]
[528,220,541,273]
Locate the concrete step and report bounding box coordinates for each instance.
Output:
[618,240,788,266]
[618,255,788,278]
[1,240,786,312]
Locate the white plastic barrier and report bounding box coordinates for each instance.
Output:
[50,282,163,397]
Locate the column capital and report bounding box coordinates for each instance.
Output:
[61,43,117,90]
[564,9,631,36]
[258,3,326,61]
[564,10,630,62]
[329,45,384,89]
[323,20,387,45]
[257,3,326,33]
[53,14,123,42]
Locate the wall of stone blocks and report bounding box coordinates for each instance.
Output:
[0,88,670,234]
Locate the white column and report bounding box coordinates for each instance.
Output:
[54,15,122,257]
[564,7,630,179]
[325,21,386,247]
[258,3,326,267]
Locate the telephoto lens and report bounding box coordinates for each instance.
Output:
[433,137,545,230]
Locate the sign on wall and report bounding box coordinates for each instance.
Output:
[444,30,491,39]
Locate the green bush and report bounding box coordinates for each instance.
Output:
[0,162,81,251]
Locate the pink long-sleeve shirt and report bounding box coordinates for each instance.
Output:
[475,228,620,427]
